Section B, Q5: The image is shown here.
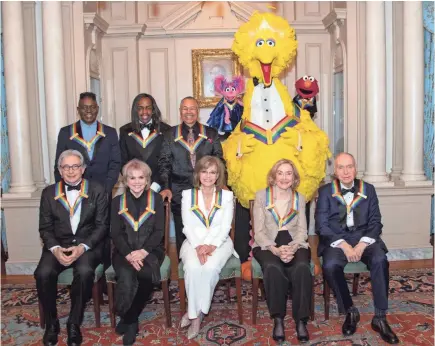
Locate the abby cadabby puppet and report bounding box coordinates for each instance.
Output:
[207,75,244,139]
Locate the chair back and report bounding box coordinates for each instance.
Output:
[164,200,170,256]
[249,199,255,238]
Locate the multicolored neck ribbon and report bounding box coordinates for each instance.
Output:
[331,179,367,214]
[241,115,299,145]
[118,190,156,232]
[174,124,207,154]
[190,188,222,228]
[265,187,299,228]
[128,130,158,149]
[69,122,106,153]
[54,179,89,217]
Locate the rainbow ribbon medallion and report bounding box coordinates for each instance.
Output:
[265,187,299,228]
[331,180,367,214]
[69,122,106,152]
[128,131,158,149]
[190,188,222,228]
[174,124,207,154]
[118,190,156,231]
[241,115,300,145]
[54,179,89,217]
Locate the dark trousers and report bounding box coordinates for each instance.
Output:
[253,233,312,321]
[234,202,251,263]
[113,254,154,323]
[322,241,389,313]
[34,249,100,326]
[173,211,186,258]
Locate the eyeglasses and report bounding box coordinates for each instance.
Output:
[181,107,198,112]
[61,164,82,171]
[78,105,98,112]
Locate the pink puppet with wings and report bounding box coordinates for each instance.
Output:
[207,75,244,139]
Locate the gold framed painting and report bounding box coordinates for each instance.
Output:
[192,48,242,108]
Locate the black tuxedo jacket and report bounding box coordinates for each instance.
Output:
[158,122,224,212]
[54,121,121,193]
[38,180,109,255]
[315,179,387,256]
[119,121,171,185]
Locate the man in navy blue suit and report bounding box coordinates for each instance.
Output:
[315,152,399,344]
[54,92,121,195]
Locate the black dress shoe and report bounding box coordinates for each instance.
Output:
[371,317,399,344]
[342,309,360,336]
[67,324,82,346]
[272,317,285,342]
[296,320,309,343]
[123,321,139,346]
[43,320,60,346]
[115,318,127,335]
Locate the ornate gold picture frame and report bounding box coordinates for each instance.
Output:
[192,49,242,108]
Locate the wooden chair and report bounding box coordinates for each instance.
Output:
[37,264,104,328]
[105,201,172,328]
[249,200,316,324]
[178,198,243,324]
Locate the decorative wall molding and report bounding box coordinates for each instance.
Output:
[106,24,146,38]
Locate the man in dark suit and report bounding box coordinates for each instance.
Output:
[35,150,108,346]
[158,96,224,256]
[119,93,171,191]
[54,92,121,195]
[315,152,399,344]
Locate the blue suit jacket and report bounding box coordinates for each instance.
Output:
[315,179,387,256]
[54,121,121,193]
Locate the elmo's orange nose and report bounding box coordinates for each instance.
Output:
[304,81,312,88]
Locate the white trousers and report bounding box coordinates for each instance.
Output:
[180,238,234,319]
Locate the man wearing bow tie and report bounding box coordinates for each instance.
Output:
[119,93,171,193]
[35,150,109,346]
[315,152,399,344]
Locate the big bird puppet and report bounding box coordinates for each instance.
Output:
[223,12,331,275]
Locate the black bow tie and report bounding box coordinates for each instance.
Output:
[140,122,153,131]
[66,183,81,191]
[342,187,356,196]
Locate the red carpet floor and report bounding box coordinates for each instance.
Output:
[1,269,433,345]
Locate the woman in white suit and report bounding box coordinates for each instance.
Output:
[179,155,235,339]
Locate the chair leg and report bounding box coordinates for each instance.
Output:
[92,281,101,328]
[310,276,315,321]
[252,278,259,325]
[179,279,186,314]
[235,277,243,324]
[352,273,360,296]
[323,276,330,320]
[162,280,172,327]
[38,299,45,328]
[226,280,232,302]
[107,281,116,328]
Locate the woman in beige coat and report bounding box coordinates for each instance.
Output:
[252,159,312,343]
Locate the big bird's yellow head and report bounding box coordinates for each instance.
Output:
[232,12,297,87]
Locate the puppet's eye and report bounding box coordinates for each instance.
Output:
[309,76,315,82]
[303,76,309,81]
[266,39,275,47]
[256,39,265,47]
[225,87,231,92]
[230,87,236,92]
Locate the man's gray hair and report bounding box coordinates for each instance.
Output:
[57,149,86,169]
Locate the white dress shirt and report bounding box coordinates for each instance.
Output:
[330,182,375,248]
[139,120,161,193]
[250,82,286,129]
[50,180,89,253]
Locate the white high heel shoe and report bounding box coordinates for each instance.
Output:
[180,312,191,328]
[187,312,204,340]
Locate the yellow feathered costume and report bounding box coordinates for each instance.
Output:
[223,12,331,208]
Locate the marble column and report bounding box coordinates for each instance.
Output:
[42,1,68,182]
[362,1,392,185]
[399,1,429,185]
[2,2,36,195]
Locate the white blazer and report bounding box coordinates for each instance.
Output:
[181,188,237,256]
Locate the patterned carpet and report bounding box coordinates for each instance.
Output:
[1,269,434,345]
